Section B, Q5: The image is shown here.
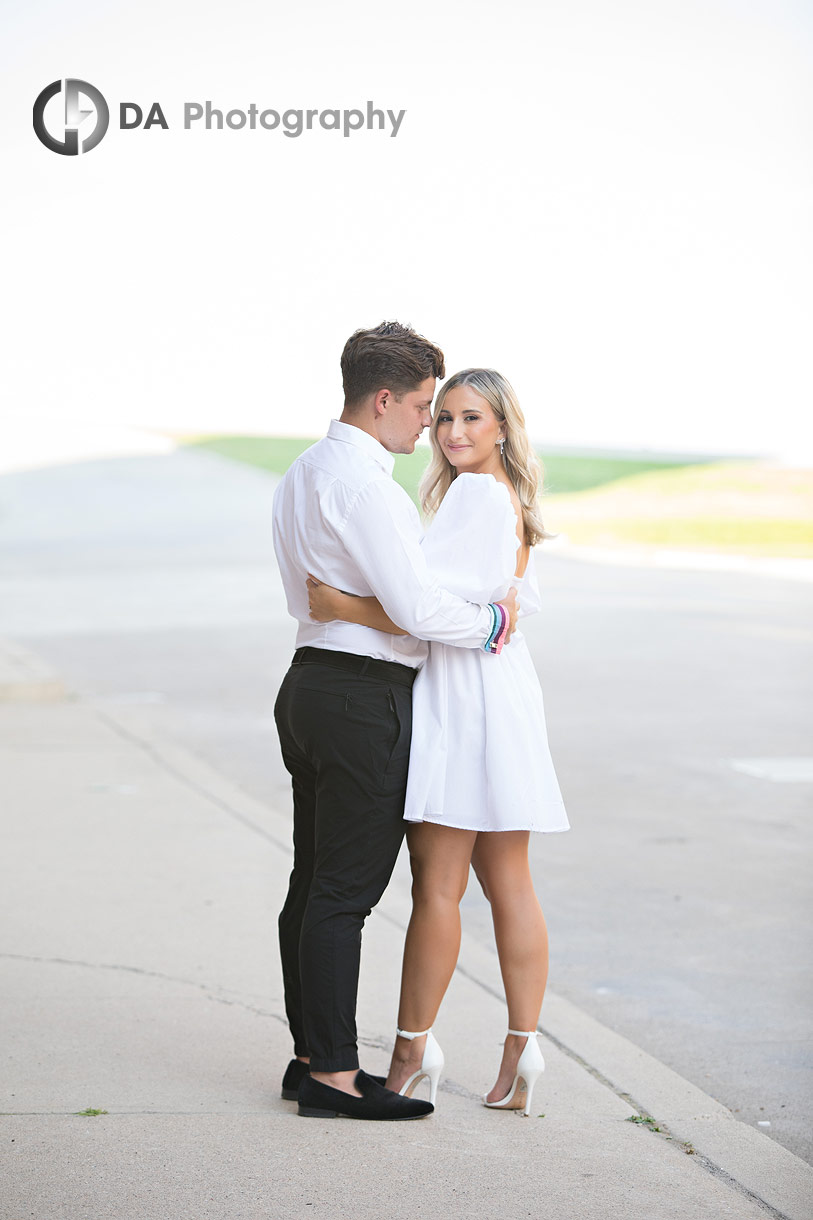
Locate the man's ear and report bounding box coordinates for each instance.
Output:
[373,388,392,417]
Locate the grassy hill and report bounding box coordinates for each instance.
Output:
[186,436,812,558]
[543,461,813,557]
[188,435,696,507]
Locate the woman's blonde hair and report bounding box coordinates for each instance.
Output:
[419,368,552,546]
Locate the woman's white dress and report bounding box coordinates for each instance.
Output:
[404,473,570,834]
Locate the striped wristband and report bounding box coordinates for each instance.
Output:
[483,603,499,652]
[491,602,509,654]
[484,602,508,653]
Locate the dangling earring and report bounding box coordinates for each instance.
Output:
[499,437,505,459]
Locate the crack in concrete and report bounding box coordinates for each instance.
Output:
[36,705,796,1219]
[0,952,288,1028]
[450,960,794,1220]
[91,707,293,857]
[0,1110,291,1117]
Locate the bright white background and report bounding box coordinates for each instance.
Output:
[2,0,811,456]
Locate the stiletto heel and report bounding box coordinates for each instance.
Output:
[483,1029,545,1117]
[395,1027,444,1106]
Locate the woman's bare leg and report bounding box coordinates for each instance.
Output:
[385,822,477,1092]
[471,831,548,1103]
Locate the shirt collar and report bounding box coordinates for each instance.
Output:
[327,419,394,476]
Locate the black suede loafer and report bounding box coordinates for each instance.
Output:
[297,1069,433,1120]
[282,1059,387,1100]
[281,1058,310,1100]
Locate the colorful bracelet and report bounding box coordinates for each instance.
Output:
[491,602,509,654]
[483,603,500,652]
[484,602,508,653]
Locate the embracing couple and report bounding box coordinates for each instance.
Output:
[272,321,569,1121]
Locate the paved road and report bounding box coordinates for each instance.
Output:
[1,447,810,1162]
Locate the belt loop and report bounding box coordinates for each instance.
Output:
[359,657,371,676]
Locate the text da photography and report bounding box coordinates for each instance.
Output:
[121,98,406,138]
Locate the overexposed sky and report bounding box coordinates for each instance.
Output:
[2,0,811,456]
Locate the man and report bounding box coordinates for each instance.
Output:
[272,321,517,1120]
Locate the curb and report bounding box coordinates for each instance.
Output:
[94,698,813,1220]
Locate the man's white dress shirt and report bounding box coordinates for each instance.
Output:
[272,419,493,668]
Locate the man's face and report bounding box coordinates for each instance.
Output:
[379,377,436,454]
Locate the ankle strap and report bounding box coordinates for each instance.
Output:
[507,1028,539,1037]
[396,1027,431,1039]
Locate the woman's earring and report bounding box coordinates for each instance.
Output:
[499,437,505,458]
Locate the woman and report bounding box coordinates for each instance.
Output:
[307,369,569,1115]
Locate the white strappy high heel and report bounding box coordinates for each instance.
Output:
[483,1029,545,1117]
[394,1027,444,1106]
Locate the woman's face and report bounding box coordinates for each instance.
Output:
[434,385,504,475]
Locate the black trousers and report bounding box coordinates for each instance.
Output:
[274,652,413,1072]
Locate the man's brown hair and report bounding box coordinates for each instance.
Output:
[341,321,446,408]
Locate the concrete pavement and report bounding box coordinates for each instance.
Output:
[1,639,811,1220]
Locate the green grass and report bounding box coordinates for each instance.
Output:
[626,1115,662,1131]
[557,516,813,556]
[190,435,433,504]
[187,435,693,501]
[541,454,696,495]
[190,435,315,476]
[391,450,431,504]
[545,461,813,557]
[186,436,812,558]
